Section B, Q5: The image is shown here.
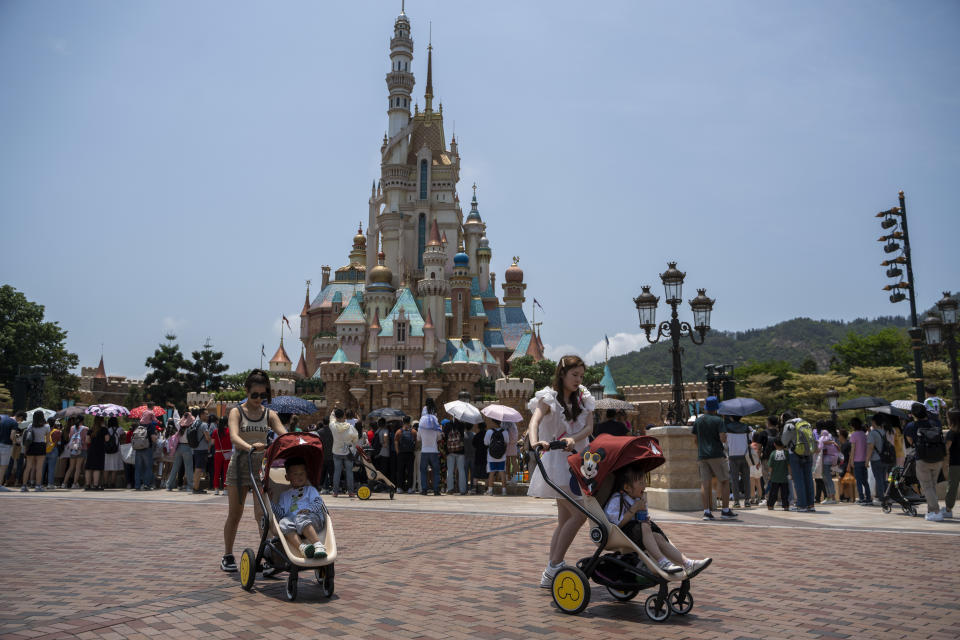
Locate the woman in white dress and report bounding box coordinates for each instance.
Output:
[527,355,595,587]
[103,416,125,488]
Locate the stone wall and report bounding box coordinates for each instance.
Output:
[495,377,535,425]
[645,425,702,511]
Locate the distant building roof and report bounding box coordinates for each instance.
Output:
[335,293,366,324]
[94,356,106,380]
[379,288,425,338]
[270,341,292,364]
[600,363,619,397]
[330,347,349,364]
[309,282,366,312]
[442,339,499,365]
[295,350,308,377]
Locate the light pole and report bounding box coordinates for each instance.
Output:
[634,262,715,424]
[825,388,840,427]
[923,292,960,408]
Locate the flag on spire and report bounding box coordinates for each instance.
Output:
[533,299,544,311]
[282,315,292,331]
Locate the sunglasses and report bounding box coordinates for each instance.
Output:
[248,392,269,400]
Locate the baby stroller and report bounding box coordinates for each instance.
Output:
[353,444,396,500]
[881,454,927,517]
[239,432,338,601]
[532,434,695,621]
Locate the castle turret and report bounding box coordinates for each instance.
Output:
[450,240,472,340]
[269,338,292,374]
[418,218,449,344]
[502,257,527,307]
[463,184,484,276]
[366,251,396,329]
[387,7,414,137]
[477,234,491,293]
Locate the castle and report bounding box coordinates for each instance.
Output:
[297,7,544,394]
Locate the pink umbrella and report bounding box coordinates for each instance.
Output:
[480,404,522,423]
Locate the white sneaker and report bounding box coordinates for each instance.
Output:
[485,488,493,495]
[501,487,507,496]
[925,511,944,522]
[944,510,953,519]
[657,558,683,574]
[540,561,565,588]
[822,499,837,505]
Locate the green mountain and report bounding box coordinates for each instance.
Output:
[608,316,912,386]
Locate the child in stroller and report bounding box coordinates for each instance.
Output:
[881,454,927,517]
[605,463,711,577]
[272,457,328,559]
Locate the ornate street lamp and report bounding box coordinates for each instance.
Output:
[934,292,960,407]
[634,261,715,424]
[922,314,943,348]
[589,383,605,402]
[825,388,840,427]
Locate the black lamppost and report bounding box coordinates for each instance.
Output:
[825,388,840,427]
[922,292,960,408]
[634,262,715,424]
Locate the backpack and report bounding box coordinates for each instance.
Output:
[104,427,119,454]
[186,422,202,448]
[876,431,895,465]
[398,429,416,453]
[915,420,946,463]
[67,426,84,456]
[488,428,507,459]
[371,429,383,456]
[447,428,464,454]
[132,425,151,450]
[22,426,36,447]
[785,420,815,457]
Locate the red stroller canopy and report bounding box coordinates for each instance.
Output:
[263,432,325,492]
[567,434,665,497]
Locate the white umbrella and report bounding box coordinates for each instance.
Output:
[890,400,915,410]
[25,407,56,422]
[443,400,484,424]
[481,404,522,423]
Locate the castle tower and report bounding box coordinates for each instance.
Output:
[269,338,292,374]
[366,182,380,274]
[463,184,484,276]
[502,257,527,307]
[418,218,449,344]
[387,8,414,138]
[450,240,472,340]
[366,251,396,329]
[477,234,491,293]
[349,225,367,265]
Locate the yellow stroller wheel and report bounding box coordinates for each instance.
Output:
[552,566,590,615]
[357,484,372,500]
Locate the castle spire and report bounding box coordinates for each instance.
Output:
[424,27,434,113]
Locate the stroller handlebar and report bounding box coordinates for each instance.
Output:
[534,440,569,452]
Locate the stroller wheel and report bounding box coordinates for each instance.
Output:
[668,588,694,615]
[357,485,372,500]
[551,566,591,615]
[644,593,671,622]
[285,572,298,601]
[881,503,892,514]
[909,505,919,517]
[317,564,335,598]
[606,586,639,601]
[239,548,256,591]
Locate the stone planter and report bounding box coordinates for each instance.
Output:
[645,425,702,512]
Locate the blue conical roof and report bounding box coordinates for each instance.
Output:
[601,363,618,397]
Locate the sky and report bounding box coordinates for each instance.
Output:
[1,1,959,379]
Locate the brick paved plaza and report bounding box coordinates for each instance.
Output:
[1,491,958,640]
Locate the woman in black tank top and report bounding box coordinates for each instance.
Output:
[220,370,286,573]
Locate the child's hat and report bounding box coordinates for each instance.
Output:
[705,396,720,411]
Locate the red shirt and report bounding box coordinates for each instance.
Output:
[211,428,232,455]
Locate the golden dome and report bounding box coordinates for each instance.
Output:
[505,257,523,283]
[370,252,393,283]
[353,224,366,249]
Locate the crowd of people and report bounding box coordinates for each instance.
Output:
[690,389,959,522]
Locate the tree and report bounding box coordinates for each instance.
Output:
[782,372,852,422]
[832,328,911,373]
[184,339,229,392]
[848,366,913,400]
[509,356,557,390]
[799,357,818,374]
[223,370,252,391]
[739,373,786,415]
[124,384,144,409]
[583,363,605,388]
[0,384,11,411]
[143,334,188,409]
[735,361,794,388]
[0,285,79,406]
[921,360,951,395]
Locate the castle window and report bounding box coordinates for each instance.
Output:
[396,355,406,371]
[419,159,428,200]
[417,213,425,269]
[398,322,407,343]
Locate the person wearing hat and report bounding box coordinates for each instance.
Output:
[691,396,737,520]
[133,412,159,490]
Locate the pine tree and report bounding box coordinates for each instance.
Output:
[144,334,188,409]
[185,339,229,392]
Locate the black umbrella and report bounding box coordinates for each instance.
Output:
[367,407,407,421]
[54,405,88,420]
[263,396,319,415]
[838,396,889,411]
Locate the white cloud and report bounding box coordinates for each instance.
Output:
[584,332,651,365]
[162,316,184,332]
[541,343,585,362]
[47,37,69,55]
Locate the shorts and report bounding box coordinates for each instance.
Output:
[487,460,506,473]
[0,444,11,466]
[27,442,46,457]
[192,450,208,470]
[225,450,265,488]
[622,519,669,552]
[699,457,730,484]
[278,510,325,536]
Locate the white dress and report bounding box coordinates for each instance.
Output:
[104,427,124,471]
[526,385,595,500]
